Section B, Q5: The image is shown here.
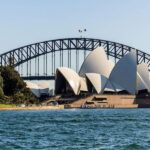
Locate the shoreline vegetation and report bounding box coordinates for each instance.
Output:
[0,64,39,107]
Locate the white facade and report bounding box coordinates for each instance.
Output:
[25,81,50,97]
[55,67,81,95]
[136,73,147,92]
[104,80,116,92]
[109,51,137,94]
[55,47,150,95]
[80,77,88,92]
[79,47,114,78]
[86,73,108,94]
[137,63,150,92]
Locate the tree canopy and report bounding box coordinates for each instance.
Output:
[0,66,37,104]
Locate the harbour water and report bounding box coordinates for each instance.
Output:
[0,109,150,150]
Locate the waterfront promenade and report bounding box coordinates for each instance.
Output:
[0,105,64,111]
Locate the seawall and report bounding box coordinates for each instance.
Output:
[0,105,64,111]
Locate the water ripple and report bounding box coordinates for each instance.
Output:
[0,109,150,149]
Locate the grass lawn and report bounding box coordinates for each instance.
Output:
[0,104,16,108]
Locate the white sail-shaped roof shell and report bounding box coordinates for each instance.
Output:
[86,73,108,94]
[25,81,40,97]
[136,73,147,92]
[105,81,124,92]
[55,67,80,95]
[137,63,150,92]
[109,51,137,94]
[80,77,88,92]
[79,47,114,78]
[37,82,49,89]
[37,82,50,95]
[103,80,116,92]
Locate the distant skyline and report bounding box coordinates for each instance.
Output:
[0,0,150,54]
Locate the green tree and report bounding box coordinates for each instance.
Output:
[1,66,26,95]
[0,66,37,104]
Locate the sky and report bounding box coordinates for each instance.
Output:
[0,0,150,54]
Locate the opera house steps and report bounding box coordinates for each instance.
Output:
[64,95,94,108]
[62,94,150,109]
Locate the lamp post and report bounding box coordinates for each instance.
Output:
[78,29,87,60]
[78,29,87,38]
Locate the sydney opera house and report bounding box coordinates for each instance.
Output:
[55,47,150,96]
[25,46,150,108]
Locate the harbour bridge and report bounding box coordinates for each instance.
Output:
[0,37,150,80]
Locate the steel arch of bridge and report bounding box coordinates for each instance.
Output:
[0,37,150,80]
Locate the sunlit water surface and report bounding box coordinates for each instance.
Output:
[0,109,150,150]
